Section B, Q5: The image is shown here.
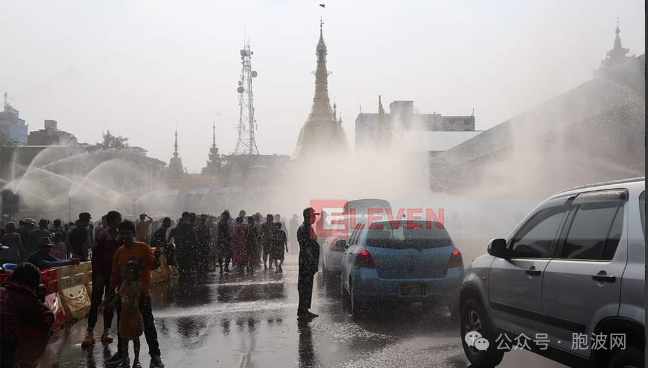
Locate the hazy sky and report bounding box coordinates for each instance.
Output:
[1,0,645,172]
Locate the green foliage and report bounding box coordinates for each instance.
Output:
[95,130,129,149]
[0,131,16,148]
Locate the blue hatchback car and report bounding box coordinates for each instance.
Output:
[340,219,464,317]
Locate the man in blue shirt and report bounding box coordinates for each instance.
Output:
[25,237,80,270]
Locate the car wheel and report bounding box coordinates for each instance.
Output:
[607,347,643,368]
[460,298,504,367]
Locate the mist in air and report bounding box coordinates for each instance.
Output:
[1,1,644,263]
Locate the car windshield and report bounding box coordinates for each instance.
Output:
[366,220,451,249]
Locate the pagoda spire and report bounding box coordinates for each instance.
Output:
[596,19,632,75]
[173,127,179,158]
[212,122,216,147]
[291,19,348,161]
[307,18,334,123]
[317,17,327,59]
[202,122,220,176]
[168,127,184,175]
[209,122,219,156]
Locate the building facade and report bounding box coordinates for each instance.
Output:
[28,120,78,146]
[0,96,28,144]
[355,99,479,157]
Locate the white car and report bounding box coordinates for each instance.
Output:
[460,178,645,368]
[320,236,347,278]
[320,199,391,279]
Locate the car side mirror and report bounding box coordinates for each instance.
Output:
[337,239,348,249]
[488,238,508,259]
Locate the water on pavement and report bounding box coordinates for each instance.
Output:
[27,257,565,368]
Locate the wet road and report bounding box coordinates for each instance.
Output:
[33,257,565,368]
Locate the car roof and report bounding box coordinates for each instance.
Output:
[553,177,645,198]
[346,198,391,205]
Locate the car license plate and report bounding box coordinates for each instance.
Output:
[400,283,427,297]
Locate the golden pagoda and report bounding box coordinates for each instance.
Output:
[291,20,348,162]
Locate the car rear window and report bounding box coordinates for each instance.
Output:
[366,221,451,249]
[344,199,391,215]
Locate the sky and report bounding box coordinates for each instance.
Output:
[1,0,645,172]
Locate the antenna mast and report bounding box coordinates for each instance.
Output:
[233,38,260,155]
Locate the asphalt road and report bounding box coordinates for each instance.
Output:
[26,257,566,368]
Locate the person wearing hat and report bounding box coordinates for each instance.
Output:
[297,207,321,319]
[28,219,52,259]
[24,237,80,271]
[69,212,92,261]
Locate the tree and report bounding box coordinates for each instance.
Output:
[0,131,16,148]
[0,132,16,182]
[95,130,129,149]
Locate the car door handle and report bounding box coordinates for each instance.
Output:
[525,267,542,276]
[592,272,616,283]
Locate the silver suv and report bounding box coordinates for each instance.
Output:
[460,178,645,368]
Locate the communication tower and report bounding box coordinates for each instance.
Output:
[232,40,260,155]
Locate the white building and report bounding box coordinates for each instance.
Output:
[355,98,482,157]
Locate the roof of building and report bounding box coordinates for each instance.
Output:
[430,54,645,170]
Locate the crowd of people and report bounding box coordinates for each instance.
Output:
[0,206,321,368]
[0,211,165,368]
[0,208,319,368]
[150,210,297,276]
[0,210,301,274]
[0,213,94,267]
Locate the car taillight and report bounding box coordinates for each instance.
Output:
[447,248,463,268]
[355,249,376,269]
